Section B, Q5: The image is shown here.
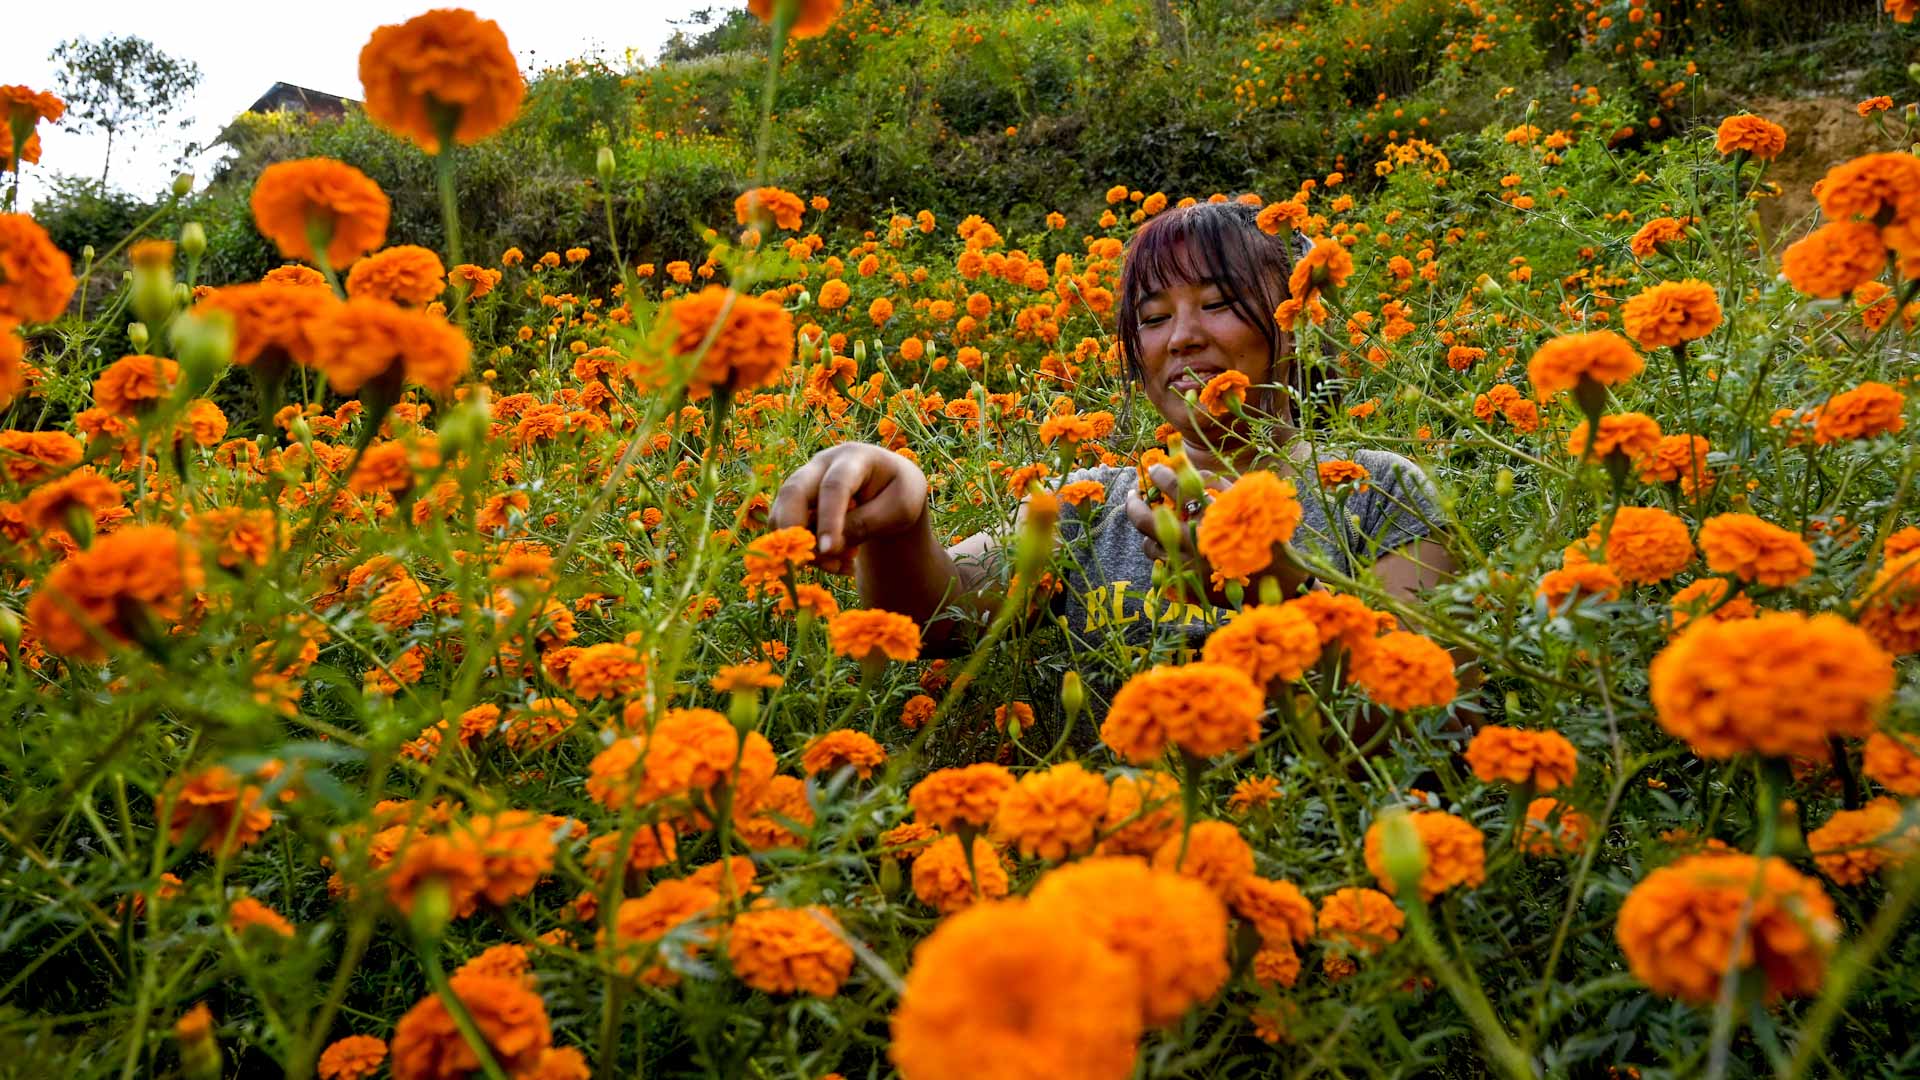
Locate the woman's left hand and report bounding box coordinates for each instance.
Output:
[1124,463,1314,604]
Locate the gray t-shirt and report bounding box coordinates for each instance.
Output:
[1049,448,1442,654]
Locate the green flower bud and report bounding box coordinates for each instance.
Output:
[83,244,95,263]
[435,387,492,459]
[853,339,867,364]
[169,309,234,397]
[1060,671,1085,724]
[409,879,454,940]
[131,262,177,328]
[878,855,903,897]
[180,222,207,259]
[128,322,150,351]
[1377,809,1428,898]
[0,606,21,651]
[1494,468,1513,496]
[1908,61,1920,84]
[596,146,616,182]
[172,173,194,198]
[1153,504,1184,559]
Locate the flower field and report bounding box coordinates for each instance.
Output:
[5,0,1920,1077]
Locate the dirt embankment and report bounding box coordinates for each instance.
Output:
[1741,95,1890,244]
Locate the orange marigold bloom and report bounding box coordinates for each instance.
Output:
[1638,433,1712,489]
[28,524,203,661]
[1696,512,1814,586]
[1817,151,1920,223]
[909,763,1014,830]
[1029,856,1231,1028]
[1289,590,1384,648]
[1101,662,1266,763]
[712,661,783,692]
[1316,886,1404,955]
[748,0,845,37]
[1518,797,1592,856]
[161,765,272,854]
[726,906,855,996]
[652,286,795,400]
[1628,216,1690,258]
[92,353,179,417]
[346,245,448,305]
[1668,577,1756,632]
[1714,115,1787,159]
[250,158,390,268]
[0,213,76,323]
[733,773,813,850]
[383,832,487,918]
[1230,875,1315,948]
[195,281,342,369]
[912,834,1009,913]
[1566,412,1661,462]
[735,186,805,230]
[607,879,721,985]
[1807,797,1915,886]
[1620,280,1722,349]
[827,608,922,662]
[1863,731,1920,796]
[359,9,524,153]
[1197,369,1250,416]
[1363,810,1486,901]
[1599,506,1694,583]
[1813,381,1905,444]
[1201,603,1323,685]
[802,729,888,778]
[1781,221,1886,298]
[448,263,500,299]
[317,1034,387,1080]
[567,642,647,700]
[21,465,121,536]
[391,972,551,1080]
[313,297,470,396]
[1316,458,1371,490]
[741,525,815,596]
[1289,240,1354,297]
[991,761,1110,861]
[229,895,294,938]
[1615,852,1837,1005]
[1465,726,1578,791]
[1649,611,1893,759]
[640,708,778,812]
[1526,330,1642,402]
[1098,771,1183,856]
[1195,470,1302,588]
[1348,631,1457,711]
[1151,819,1254,900]
[461,810,556,906]
[889,898,1142,1080]
[1892,0,1918,22]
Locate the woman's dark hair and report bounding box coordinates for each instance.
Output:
[1115,200,1341,426]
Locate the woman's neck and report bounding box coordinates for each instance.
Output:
[1187,423,1305,474]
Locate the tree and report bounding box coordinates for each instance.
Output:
[50,35,202,188]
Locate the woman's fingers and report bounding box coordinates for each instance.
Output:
[1123,488,1158,539]
[769,459,827,533]
[814,454,874,555]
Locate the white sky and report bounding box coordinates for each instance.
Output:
[5,0,717,207]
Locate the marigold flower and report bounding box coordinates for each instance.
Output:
[1465,726,1579,791]
[250,158,390,268]
[21,465,121,536]
[391,972,551,1080]
[310,298,471,396]
[1598,505,1694,583]
[1201,603,1323,685]
[1568,413,1663,467]
[1289,590,1384,648]
[193,283,340,368]
[889,899,1142,1080]
[1781,221,1886,298]
[736,186,805,230]
[1029,856,1230,1028]
[733,774,813,851]
[1363,810,1486,901]
[911,834,1009,914]
[1518,797,1592,856]
[1638,433,1712,490]
[1696,512,1814,586]
[909,763,1014,830]
[1195,470,1302,588]
[826,608,922,662]
[802,729,888,778]
[1227,775,1283,815]
[640,707,778,812]
[1807,797,1915,886]
[28,524,203,661]
[726,906,855,996]
[1317,886,1404,955]
[1667,577,1755,632]
[748,0,845,37]
[1316,458,1371,490]
[1151,819,1254,900]
[1197,369,1249,416]
[448,263,500,299]
[0,213,76,323]
[741,525,815,596]
[1348,631,1456,711]
[1289,240,1353,297]
[607,879,720,985]
[359,9,524,152]
[567,642,647,700]
[462,810,556,906]
[991,762,1109,861]
[1813,381,1905,444]
[229,895,295,938]
[1714,115,1787,159]
[1817,151,1920,223]
[1615,852,1837,1005]
[1101,662,1265,763]
[1620,280,1722,349]
[317,1034,387,1080]
[383,832,487,918]
[1098,771,1183,855]
[92,353,179,417]
[1863,731,1920,796]
[1649,611,1893,758]
[1230,876,1315,947]
[1526,330,1642,402]
[651,285,795,400]
[346,245,448,305]
[1629,216,1690,257]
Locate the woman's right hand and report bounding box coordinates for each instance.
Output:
[769,442,932,575]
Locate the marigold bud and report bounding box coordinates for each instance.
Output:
[597,146,616,181]
[170,310,234,397]
[1061,671,1085,723]
[172,173,194,198]
[128,322,150,351]
[1376,809,1428,897]
[180,222,207,259]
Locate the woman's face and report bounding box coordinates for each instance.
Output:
[1134,277,1281,446]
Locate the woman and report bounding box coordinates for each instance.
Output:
[768,200,1455,656]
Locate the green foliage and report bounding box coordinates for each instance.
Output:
[48,34,203,186]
